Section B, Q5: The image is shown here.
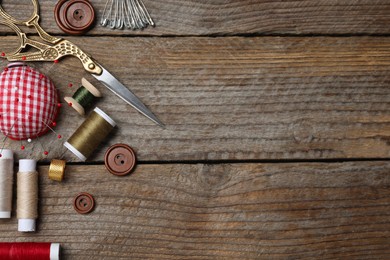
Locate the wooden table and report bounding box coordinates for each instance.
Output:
[0,1,389,259]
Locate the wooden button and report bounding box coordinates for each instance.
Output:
[104,144,136,176]
[63,1,95,32]
[73,192,95,214]
[55,0,95,35]
[55,0,74,34]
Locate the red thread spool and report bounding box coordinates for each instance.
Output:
[0,242,60,260]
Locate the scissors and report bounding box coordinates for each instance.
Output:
[0,0,163,127]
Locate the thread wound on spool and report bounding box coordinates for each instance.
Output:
[64,78,101,115]
[17,172,38,219]
[17,159,38,232]
[0,242,60,260]
[64,107,116,161]
[0,149,14,218]
[48,159,66,182]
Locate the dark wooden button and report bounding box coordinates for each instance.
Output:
[63,1,95,31]
[55,0,73,34]
[73,192,95,214]
[55,0,95,35]
[104,144,136,176]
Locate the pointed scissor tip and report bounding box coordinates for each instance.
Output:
[153,117,165,129]
[144,111,165,128]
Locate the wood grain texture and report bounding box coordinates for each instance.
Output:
[1,0,390,36]
[0,162,389,259]
[0,36,389,161]
[0,2,388,260]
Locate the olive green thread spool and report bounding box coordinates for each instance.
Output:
[64,78,102,116]
[64,107,116,161]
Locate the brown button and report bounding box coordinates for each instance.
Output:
[55,0,73,34]
[73,192,95,214]
[105,144,136,176]
[55,0,95,35]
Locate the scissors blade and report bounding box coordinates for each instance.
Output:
[92,64,164,127]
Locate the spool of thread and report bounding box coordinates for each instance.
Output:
[48,159,66,182]
[0,242,60,260]
[0,150,14,218]
[64,78,102,116]
[64,107,116,161]
[17,159,38,232]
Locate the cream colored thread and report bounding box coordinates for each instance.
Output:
[17,171,38,219]
[0,159,14,213]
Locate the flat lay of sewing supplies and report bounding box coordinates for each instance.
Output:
[0,1,141,255]
[101,0,154,30]
[0,0,163,127]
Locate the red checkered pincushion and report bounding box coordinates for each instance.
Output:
[0,63,59,140]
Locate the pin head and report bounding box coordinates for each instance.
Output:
[0,64,59,140]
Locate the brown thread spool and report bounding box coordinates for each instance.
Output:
[64,107,116,161]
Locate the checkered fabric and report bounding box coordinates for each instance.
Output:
[0,64,59,140]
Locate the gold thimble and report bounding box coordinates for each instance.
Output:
[48,159,66,182]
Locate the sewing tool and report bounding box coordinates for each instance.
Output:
[64,107,116,161]
[104,143,136,176]
[73,192,95,214]
[48,159,66,182]
[55,0,96,35]
[64,77,102,115]
[0,0,163,126]
[0,242,60,260]
[0,63,60,141]
[101,0,154,30]
[0,149,13,218]
[17,159,38,232]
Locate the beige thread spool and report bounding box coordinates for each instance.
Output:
[0,149,14,218]
[64,107,116,161]
[17,159,38,232]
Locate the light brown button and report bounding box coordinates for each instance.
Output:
[73,192,95,214]
[105,144,136,176]
[55,0,95,35]
[63,1,95,32]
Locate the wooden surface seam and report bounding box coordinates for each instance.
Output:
[0,1,389,259]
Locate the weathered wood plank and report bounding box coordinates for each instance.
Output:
[0,36,389,161]
[1,0,390,36]
[0,162,389,259]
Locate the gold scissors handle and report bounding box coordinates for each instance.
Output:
[0,0,59,44]
[5,38,102,75]
[0,3,102,75]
